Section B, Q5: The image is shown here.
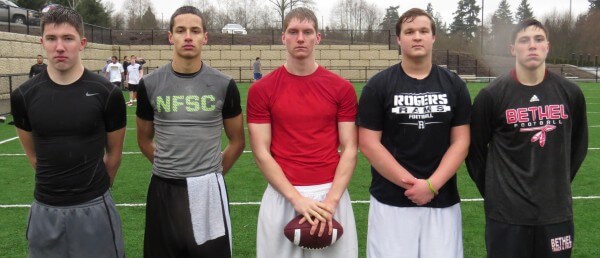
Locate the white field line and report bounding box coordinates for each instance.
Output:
[0,150,255,156]
[2,196,600,208]
[3,148,600,157]
[0,137,18,145]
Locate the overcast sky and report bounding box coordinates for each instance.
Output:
[105,0,590,28]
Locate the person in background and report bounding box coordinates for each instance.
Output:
[125,55,143,106]
[122,55,130,75]
[105,56,124,90]
[29,55,47,78]
[253,57,262,81]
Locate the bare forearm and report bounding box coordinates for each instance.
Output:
[429,126,470,191]
[139,141,154,163]
[221,141,244,175]
[325,148,356,206]
[16,129,36,169]
[254,152,303,202]
[360,142,414,189]
[104,153,122,185]
[430,144,467,191]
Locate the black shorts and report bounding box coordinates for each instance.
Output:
[144,175,231,258]
[128,84,138,92]
[486,218,574,258]
[111,81,122,89]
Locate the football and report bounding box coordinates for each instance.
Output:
[283,215,344,250]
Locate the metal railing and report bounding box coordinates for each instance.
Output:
[0,6,112,45]
[111,28,395,48]
[1,64,598,115]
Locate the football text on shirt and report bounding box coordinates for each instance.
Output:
[156,95,216,112]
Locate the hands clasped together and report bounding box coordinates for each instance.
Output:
[292,196,338,238]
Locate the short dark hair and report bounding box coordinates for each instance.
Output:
[511,18,548,43]
[170,6,206,33]
[111,56,117,59]
[396,8,436,37]
[37,54,43,58]
[283,7,318,32]
[41,5,84,37]
[256,57,260,60]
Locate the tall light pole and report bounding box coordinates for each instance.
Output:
[481,0,484,55]
[569,0,572,21]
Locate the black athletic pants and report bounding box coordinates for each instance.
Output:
[486,217,574,258]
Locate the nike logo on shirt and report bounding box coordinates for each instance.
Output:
[86,92,99,97]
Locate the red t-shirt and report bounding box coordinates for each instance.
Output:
[247,66,357,186]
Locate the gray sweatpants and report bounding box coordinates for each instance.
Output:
[26,191,125,258]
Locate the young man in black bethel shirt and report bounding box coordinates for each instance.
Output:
[467,19,588,258]
[10,6,127,258]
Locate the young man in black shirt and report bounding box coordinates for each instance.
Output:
[10,6,126,258]
[29,54,47,78]
[466,19,588,258]
[357,8,470,258]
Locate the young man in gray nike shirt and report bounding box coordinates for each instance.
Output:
[136,6,245,258]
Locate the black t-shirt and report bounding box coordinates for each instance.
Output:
[357,63,471,208]
[466,70,588,225]
[29,63,47,78]
[10,69,127,206]
[123,61,130,76]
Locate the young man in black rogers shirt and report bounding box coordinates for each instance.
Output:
[466,19,588,258]
[10,6,126,258]
[357,8,471,258]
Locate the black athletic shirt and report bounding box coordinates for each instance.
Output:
[29,63,47,78]
[357,63,471,208]
[10,69,127,206]
[466,70,588,225]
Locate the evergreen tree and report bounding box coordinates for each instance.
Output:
[380,5,400,33]
[425,3,447,35]
[76,0,110,27]
[14,0,45,10]
[141,7,159,29]
[491,0,513,33]
[450,0,480,40]
[515,0,535,22]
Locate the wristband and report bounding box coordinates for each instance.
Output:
[426,179,438,195]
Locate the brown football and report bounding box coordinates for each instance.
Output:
[283,215,344,249]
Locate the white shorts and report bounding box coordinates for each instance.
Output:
[256,183,358,258]
[367,196,463,258]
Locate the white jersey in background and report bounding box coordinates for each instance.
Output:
[106,63,124,83]
[127,63,142,84]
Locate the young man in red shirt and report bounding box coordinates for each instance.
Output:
[247,7,359,258]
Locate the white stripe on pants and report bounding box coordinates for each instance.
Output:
[367,196,463,258]
[256,183,358,258]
